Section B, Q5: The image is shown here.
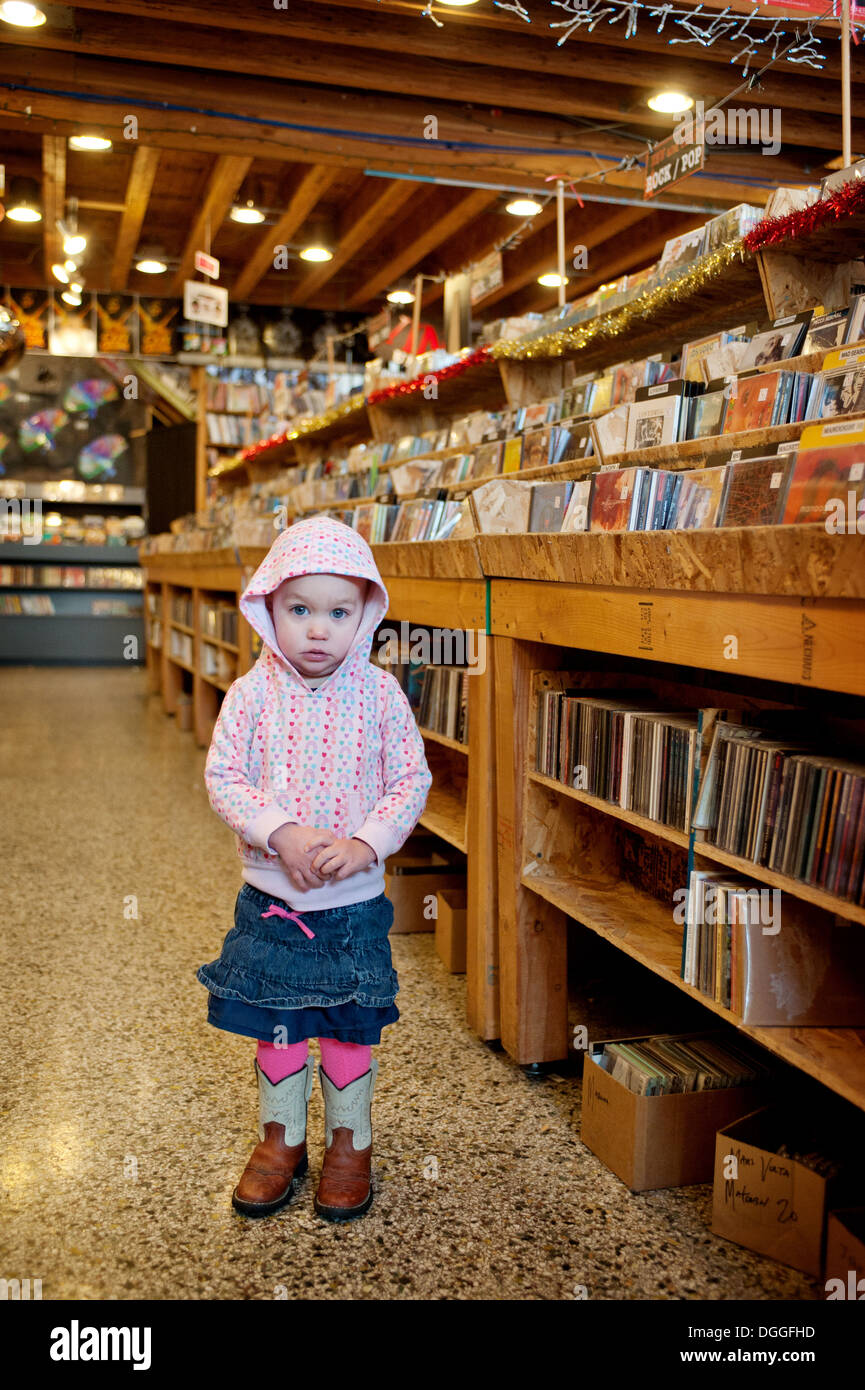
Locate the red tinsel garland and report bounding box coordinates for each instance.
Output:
[366,345,492,405]
[235,347,493,463]
[744,177,865,253]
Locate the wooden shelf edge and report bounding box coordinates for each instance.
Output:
[478,526,865,599]
[418,725,469,754]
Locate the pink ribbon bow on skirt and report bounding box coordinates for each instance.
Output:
[260,903,316,939]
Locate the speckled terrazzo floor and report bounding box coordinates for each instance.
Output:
[0,668,820,1301]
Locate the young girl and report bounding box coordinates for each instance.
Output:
[197,516,432,1221]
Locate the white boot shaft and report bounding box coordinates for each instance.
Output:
[256,1053,315,1145]
[319,1058,378,1152]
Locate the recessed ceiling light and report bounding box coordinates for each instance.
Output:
[63,233,87,255]
[230,199,265,224]
[300,245,333,262]
[538,272,568,288]
[386,288,415,305]
[648,91,694,114]
[0,2,46,27]
[506,197,543,217]
[135,257,167,274]
[68,134,113,152]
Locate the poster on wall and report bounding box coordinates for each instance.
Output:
[95,293,138,354]
[6,287,50,350]
[137,297,180,356]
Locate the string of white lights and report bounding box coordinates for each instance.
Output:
[412,0,863,75]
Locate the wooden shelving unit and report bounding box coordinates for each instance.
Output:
[489,536,865,1111]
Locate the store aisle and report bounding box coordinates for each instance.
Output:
[0,670,813,1301]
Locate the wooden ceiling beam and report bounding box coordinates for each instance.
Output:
[7,9,856,152]
[110,144,160,291]
[231,164,342,302]
[290,177,421,307]
[0,112,779,225]
[170,153,251,294]
[347,187,501,309]
[41,134,65,284]
[0,33,846,163]
[0,51,819,193]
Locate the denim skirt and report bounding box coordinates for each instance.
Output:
[197,883,399,1045]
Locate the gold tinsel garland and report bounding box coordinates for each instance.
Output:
[490,241,753,361]
[286,391,367,439]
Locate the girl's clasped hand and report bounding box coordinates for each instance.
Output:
[267,822,375,891]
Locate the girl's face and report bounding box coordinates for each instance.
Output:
[267,573,368,682]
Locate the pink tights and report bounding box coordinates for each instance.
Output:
[256,1037,371,1090]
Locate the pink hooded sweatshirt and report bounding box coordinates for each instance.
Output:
[204,516,432,910]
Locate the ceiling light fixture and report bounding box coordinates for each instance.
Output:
[6,176,42,222]
[68,134,113,152]
[0,2,46,27]
[135,257,167,274]
[537,272,568,288]
[61,289,82,306]
[506,196,543,217]
[51,263,70,284]
[647,91,694,114]
[438,0,480,6]
[386,286,415,305]
[62,232,87,255]
[230,199,265,224]
[300,244,333,263]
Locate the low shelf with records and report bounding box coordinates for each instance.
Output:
[0,541,144,665]
[496,651,865,1113]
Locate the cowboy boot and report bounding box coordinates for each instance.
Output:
[232,1053,315,1217]
[314,1058,379,1222]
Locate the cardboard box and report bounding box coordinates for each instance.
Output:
[711,1107,848,1277]
[824,1209,865,1298]
[385,837,465,933]
[581,1037,763,1193]
[435,888,467,972]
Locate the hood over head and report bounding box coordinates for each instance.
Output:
[239,516,389,692]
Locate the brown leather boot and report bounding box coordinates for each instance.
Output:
[232,1054,315,1217]
[314,1059,378,1222]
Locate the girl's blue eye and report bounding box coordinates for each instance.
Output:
[286,605,348,618]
